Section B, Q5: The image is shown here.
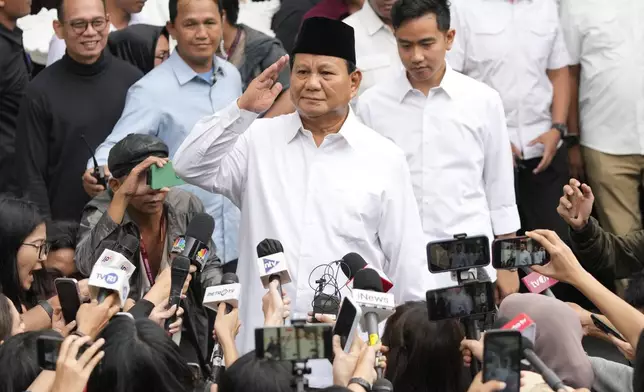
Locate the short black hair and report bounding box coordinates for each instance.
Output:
[391,0,451,32]
[56,0,106,21]
[169,0,223,23]
[218,351,293,392]
[221,0,239,25]
[625,271,644,312]
[47,220,79,252]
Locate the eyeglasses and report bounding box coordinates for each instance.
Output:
[22,242,50,259]
[155,50,170,62]
[66,17,108,35]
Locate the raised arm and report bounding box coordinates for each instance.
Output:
[173,55,290,206]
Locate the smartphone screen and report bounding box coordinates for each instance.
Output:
[55,278,81,324]
[492,236,549,269]
[255,325,333,361]
[483,331,521,392]
[333,297,359,350]
[37,335,64,371]
[426,281,495,321]
[427,236,490,273]
[591,314,626,342]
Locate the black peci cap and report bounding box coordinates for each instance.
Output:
[292,17,356,64]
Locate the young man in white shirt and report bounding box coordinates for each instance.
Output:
[343,0,403,95]
[560,0,644,238]
[447,0,572,242]
[173,17,430,386]
[356,0,520,295]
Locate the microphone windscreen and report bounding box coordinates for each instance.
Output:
[493,316,512,329]
[172,255,191,272]
[353,268,383,292]
[119,234,140,261]
[186,213,215,245]
[256,238,284,258]
[221,272,239,284]
[372,378,394,392]
[341,252,367,279]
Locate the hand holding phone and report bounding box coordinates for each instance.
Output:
[333,296,362,352]
[492,237,549,270]
[148,161,185,190]
[590,314,626,342]
[55,278,81,324]
[483,330,521,392]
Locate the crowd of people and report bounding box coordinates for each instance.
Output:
[1,0,644,390]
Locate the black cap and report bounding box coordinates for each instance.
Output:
[293,17,356,65]
[353,269,383,292]
[108,134,169,178]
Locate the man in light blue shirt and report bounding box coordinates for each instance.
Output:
[83,0,243,264]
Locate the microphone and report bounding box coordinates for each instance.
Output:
[340,252,393,293]
[309,260,342,322]
[177,213,215,271]
[498,313,537,344]
[90,236,139,306]
[95,235,139,278]
[372,379,394,392]
[203,273,240,384]
[521,268,557,298]
[256,239,292,298]
[164,255,191,330]
[352,268,395,380]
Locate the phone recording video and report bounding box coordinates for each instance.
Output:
[426,281,495,321]
[333,297,362,352]
[427,236,490,273]
[255,325,333,361]
[492,236,549,270]
[483,330,521,392]
[55,278,81,324]
[37,335,64,371]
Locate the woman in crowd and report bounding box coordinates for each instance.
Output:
[381,301,467,392]
[108,24,170,74]
[0,294,25,343]
[218,0,293,117]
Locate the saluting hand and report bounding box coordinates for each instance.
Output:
[238,55,289,114]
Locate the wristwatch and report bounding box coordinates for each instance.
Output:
[552,123,580,147]
[348,377,372,392]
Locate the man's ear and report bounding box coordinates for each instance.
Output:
[53,19,64,40]
[0,0,6,9]
[166,21,176,40]
[446,28,456,51]
[108,177,120,192]
[349,69,363,100]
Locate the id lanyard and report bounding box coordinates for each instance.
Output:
[139,215,166,286]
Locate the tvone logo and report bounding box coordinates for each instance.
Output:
[263,258,279,273]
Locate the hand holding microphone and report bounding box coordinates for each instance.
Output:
[256,238,292,300]
[262,279,291,327]
[75,293,120,339]
[149,298,185,335]
[213,302,241,342]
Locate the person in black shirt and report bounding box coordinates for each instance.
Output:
[270,0,321,54]
[15,0,143,222]
[0,0,31,194]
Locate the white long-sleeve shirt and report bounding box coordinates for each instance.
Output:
[357,65,520,286]
[173,101,432,386]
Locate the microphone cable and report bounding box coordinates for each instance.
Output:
[308,260,349,316]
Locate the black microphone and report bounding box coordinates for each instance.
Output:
[340,252,393,292]
[182,213,215,271]
[256,238,291,299]
[115,234,140,261]
[353,269,395,380]
[372,378,394,392]
[521,337,566,391]
[208,272,240,383]
[164,255,191,330]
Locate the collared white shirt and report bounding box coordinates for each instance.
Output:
[447,0,570,160]
[173,102,431,386]
[357,65,520,287]
[560,0,644,155]
[46,12,145,67]
[343,1,403,95]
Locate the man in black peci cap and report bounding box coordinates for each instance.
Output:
[173,17,430,386]
[76,134,222,363]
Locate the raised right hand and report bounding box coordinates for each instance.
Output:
[114,156,168,199]
[556,178,594,231]
[238,55,289,114]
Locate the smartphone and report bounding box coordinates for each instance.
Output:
[483,330,522,392]
[148,162,185,190]
[427,236,490,273]
[55,278,81,324]
[492,236,549,269]
[591,314,626,342]
[255,324,333,361]
[37,335,64,371]
[426,281,495,321]
[333,296,362,352]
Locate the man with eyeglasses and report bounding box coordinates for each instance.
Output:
[14,0,143,221]
[87,0,243,269]
[46,0,148,66]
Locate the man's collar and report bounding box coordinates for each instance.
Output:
[393,62,459,102]
[285,108,362,149]
[359,1,388,36]
[0,22,23,47]
[168,51,227,86]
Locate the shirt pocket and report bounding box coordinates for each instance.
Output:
[468,19,509,65]
[584,12,625,53]
[527,23,557,65]
[328,182,382,244]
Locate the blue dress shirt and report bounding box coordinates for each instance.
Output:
[92,51,243,263]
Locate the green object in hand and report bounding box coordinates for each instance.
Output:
[148,161,185,190]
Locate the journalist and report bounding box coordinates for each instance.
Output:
[75,134,222,361]
[557,178,644,279]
